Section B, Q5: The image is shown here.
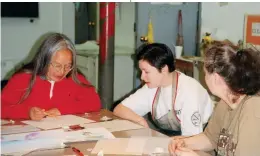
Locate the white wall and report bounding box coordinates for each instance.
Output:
[1,2,74,79]
[201,2,260,44]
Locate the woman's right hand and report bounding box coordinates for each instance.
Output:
[29,107,46,121]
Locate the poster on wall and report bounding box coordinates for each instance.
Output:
[244,14,260,50]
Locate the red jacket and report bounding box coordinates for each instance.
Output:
[1,73,101,119]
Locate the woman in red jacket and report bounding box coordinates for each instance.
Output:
[1,33,101,120]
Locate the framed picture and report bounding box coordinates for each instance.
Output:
[244,14,260,50]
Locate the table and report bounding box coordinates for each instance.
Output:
[2,109,167,156]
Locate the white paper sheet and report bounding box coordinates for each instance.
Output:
[91,137,171,155]
[22,115,95,130]
[1,125,41,135]
[83,119,145,132]
[62,127,116,142]
[91,138,142,155]
[82,127,115,140]
[141,137,171,155]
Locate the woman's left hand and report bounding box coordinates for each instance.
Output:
[45,108,61,117]
[175,147,199,156]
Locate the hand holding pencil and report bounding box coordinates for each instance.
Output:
[29,107,61,121]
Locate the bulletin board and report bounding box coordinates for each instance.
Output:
[244,14,260,50]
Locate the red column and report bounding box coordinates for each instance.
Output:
[98,2,116,110]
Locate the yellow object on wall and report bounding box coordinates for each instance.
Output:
[203,32,212,44]
[147,18,154,44]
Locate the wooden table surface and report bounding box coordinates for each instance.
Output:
[2,109,168,156]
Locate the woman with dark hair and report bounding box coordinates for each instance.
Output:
[113,43,213,136]
[169,43,260,156]
[1,33,101,120]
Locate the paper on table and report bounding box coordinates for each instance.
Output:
[0,151,30,156]
[125,138,147,154]
[1,138,65,154]
[91,137,171,155]
[83,119,145,132]
[82,127,115,140]
[1,129,65,142]
[91,138,143,155]
[2,127,115,143]
[1,119,10,125]
[22,115,95,130]
[1,125,41,135]
[63,127,116,142]
[2,127,115,154]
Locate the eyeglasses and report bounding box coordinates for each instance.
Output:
[50,62,73,72]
